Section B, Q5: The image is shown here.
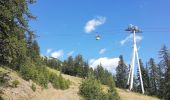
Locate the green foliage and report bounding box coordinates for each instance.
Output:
[45,57,62,71]
[59,74,70,89]
[49,72,70,90]
[31,83,36,92]
[159,45,170,99]
[94,64,105,84]
[11,80,19,88]
[131,45,170,99]
[135,59,150,94]
[19,58,37,81]
[148,58,158,95]
[0,0,71,93]
[37,72,48,88]
[116,55,128,89]
[79,78,106,100]
[0,71,10,86]
[79,77,119,100]
[61,55,89,78]
[0,0,36,69]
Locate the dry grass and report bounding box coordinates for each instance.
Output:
[32,67,82,100]
[0,66,43,100]
[0,66,160,100]
[117,88,159,100]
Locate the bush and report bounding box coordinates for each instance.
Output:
[49,72,70,90]
[37,72,48,88]
[79,78,107,100]
[79,77,120,100]
[31,83,36,92]
[19,59,37,81]
[19,59,49,88]
[11,80,19,88]
[19,57,70,90]
[58,74,68,90]
[49,73,60,89]
[0,71,10,86]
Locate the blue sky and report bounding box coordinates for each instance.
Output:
[29,0,170,72]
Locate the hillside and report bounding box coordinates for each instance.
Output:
[0,67,159,100]
[117,88,159,100]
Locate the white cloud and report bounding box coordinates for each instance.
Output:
[40,54,45,58]
[46,49,52,55]
[84,16,106,33]
[89,57,120,74]
[99,48,106,54]
[120,34,143,45]
[51,50,64,58]
[67,51,74,56]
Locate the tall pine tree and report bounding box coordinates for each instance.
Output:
[136,59,150,94]
[0,0,36,69]
[159,45,170,99]
[148,58,158,96]
[116,55,128,89]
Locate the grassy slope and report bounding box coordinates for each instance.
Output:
[33,68,82,100]
[117,88,159,100]
[0,67,43,100]
[0,67,160,100]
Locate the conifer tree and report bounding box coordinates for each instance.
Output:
[0,0,36,69]
[62,56,74,75]
[136,59,150,94]
[74,54,84,76]
[148,58,158,95]
[94,64,105,84]
[116,55,128,88]
[159,45,170,99]
[82,61,89,78]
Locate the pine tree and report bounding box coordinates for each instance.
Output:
[148,58,158,95]
[27,40,40,61]
[0,0,36,69]
[94,64,105,84]
[159,45,170,99]
[136,59,150,94]
[82,61,89,78]
[62,56,74,75]
[157,63,165,98]
[116,55,128,89]
[144,63,150,94]
[74,54,84,77]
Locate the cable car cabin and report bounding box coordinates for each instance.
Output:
[96,35,100,40]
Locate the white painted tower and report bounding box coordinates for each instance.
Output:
[126,24,145,94]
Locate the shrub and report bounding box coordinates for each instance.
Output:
[58,74,70,90]
[37,72,48,88]
[49,72,70,90]
[53,78,60,89]
[79,78,106,100]
[79,77,120,100]
[19,59,37,81]
[19,58,70,90]
[11,80,19,88]
[0,71,10,86]
[31,83,36,92]
[49,73,60,89]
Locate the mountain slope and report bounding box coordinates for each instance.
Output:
[33,73,82,100]
[0,67,159,100]
[117,88,159,100]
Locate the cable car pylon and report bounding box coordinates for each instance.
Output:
[126,24,145,94]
